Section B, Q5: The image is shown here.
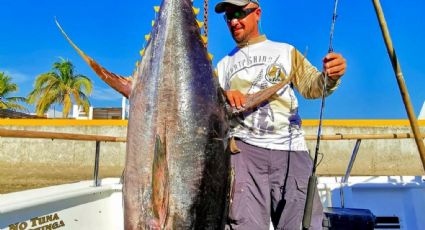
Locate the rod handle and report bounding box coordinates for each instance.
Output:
[302,175,318,229]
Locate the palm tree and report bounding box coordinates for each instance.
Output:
[28,58,92,118]
[0,72,27,111]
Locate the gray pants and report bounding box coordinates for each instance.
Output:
[227,140,323,230]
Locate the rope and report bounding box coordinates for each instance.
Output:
[203,0,209,48]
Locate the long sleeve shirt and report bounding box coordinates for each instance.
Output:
[216,35,340,151]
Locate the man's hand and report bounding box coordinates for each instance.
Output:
[225,90,246,110]
[323,52,346,80]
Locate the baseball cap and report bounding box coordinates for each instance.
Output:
[215,0,260,13]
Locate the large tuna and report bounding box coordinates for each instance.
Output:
[121,0,230,228]
[57,0,230,229]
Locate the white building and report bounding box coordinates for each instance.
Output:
[72,105,93,120]
[419,101,425,120]
[71,97,128,120]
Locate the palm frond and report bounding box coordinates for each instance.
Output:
[62,93,72,118]
[34,87,61,116]
[4,102,28,112]
[0,100,8,109]
[5,96,27,103]
[72,90,90,114]
[73,75,93,95]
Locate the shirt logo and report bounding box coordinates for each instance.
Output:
[265,64,287,84]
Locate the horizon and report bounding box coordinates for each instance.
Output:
[1,0,424,119]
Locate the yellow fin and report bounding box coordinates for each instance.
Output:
[213,69,218,78]
[196,20,204,29]
[145,34,151,41]
[208,53,214,61]
[154,6,160,12]
[135,61,139,67]
[140,49,145,57]
[192,7,200,15]
[200,35,208,44]
[152,20,155,27]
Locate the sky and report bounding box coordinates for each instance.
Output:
[1,0,424,119]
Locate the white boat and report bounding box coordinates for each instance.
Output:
[1,176,424,229]
[0,178,123,230]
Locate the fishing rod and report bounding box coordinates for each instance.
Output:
[302,0,340,228]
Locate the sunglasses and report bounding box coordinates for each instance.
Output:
[224,8,258,22]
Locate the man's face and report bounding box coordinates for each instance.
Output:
[224,3,261,44]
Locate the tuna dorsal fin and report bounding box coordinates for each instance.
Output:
[152,135,169,229]
[55,19,133,98]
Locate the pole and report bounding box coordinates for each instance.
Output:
[304,132,425,140]
[93,141,101,187]
[0,128,127,142]
[340,139,362,208]
[372,0,425,173]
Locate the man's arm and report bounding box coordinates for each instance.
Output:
[291,48,346,99]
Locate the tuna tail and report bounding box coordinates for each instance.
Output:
[55,19,132,98]
[151,135,169,229]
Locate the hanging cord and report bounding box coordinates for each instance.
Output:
[203,0,209,48]
[302,0,340,229]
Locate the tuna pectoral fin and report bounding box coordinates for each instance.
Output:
[230,74,294,114]
[152,135,169,229]
[55,19,132,98]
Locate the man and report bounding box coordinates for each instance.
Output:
[215,0,347,229]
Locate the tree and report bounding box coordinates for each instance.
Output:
[0,72,27,111]
[28,59,92,118]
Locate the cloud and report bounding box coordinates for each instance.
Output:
[90,87,123,101]
[0,69,31,84]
